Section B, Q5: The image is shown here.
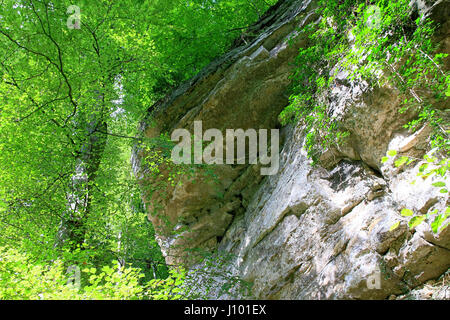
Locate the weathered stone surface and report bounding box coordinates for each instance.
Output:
[395,271,450,300]
[134,0,450,299]
[133,0,317,266]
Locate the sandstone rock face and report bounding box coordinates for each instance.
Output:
[134,0,450,299]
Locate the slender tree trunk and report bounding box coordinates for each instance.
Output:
[55,109,107,249]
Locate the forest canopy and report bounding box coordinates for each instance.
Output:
[0,0,277,299]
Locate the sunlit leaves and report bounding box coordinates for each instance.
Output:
[390,221,400,231]
[431,213,450,234]
[384,146,448,233]
[394,156,409,167]
[401,208,413,217]
[408,215,426,229]
[387,150,397,157]
[282,0,448,168]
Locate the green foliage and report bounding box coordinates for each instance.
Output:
[0,245,251,300]
[401,208,414,217]
[146,268,187,300]
[0,246,144,300]
[384,149,449,233]
[281,0,449,163]
[0,0,274,299]
[280,0,449,235]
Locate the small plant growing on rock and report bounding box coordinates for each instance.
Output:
[383,149,449,233]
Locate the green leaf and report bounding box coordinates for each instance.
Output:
[431,214,449,233]
[390,221,400,231]
[394,156,409,167]
[401,208,414,217]
[408,215,426,229]
[432,182,446,187]
[387,150,397,157]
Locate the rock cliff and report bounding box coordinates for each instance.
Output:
[133,0,450,299]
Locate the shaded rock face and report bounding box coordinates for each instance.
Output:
[134,0,450,299]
